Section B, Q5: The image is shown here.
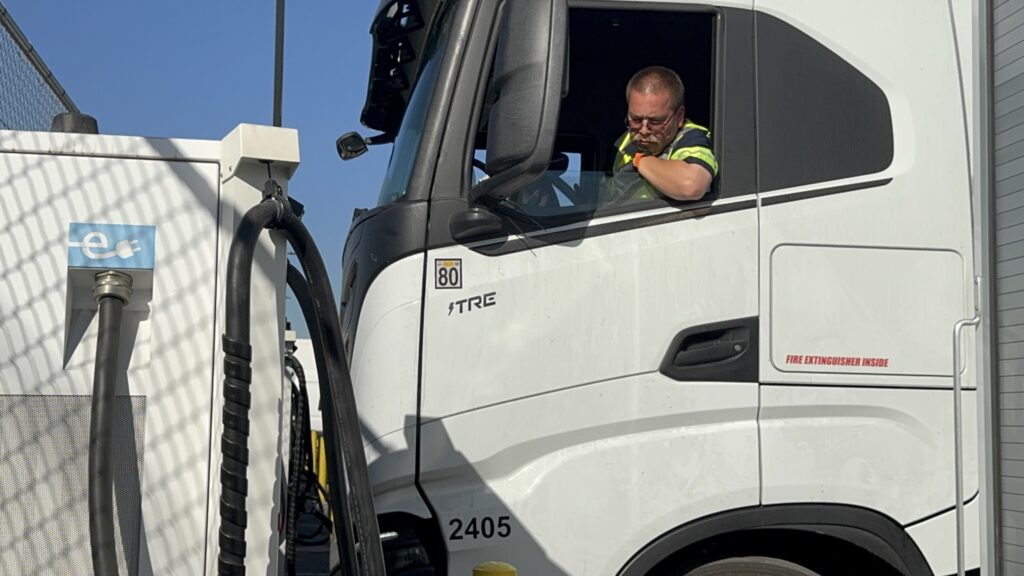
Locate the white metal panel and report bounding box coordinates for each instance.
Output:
[755,9,979,568]
[292,339,322,431]
[419,374,759,575]
[346,254,427,520]
[0,151,220,575]
[951,0,975,155]
[906,496,981,576]
[421,207,758,417]
[0,128,220,161]
[757,0,976,389]
[761,387,979,524]
[364,428,431,518]
[770,246,965,377]
[349,253,423,443]
[417,191,758,574]
[206,126,294,576]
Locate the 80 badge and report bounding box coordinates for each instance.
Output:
[435,259,462,289]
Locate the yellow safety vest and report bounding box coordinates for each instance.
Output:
[611,120,718,200]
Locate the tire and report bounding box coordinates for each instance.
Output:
[683,556,822,576]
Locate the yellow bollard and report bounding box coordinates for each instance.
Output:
[310,431,320,479]
[310,431,330,508]
[474,561,517,576]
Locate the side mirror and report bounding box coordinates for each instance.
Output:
[336,132,393,161]
[336,132,369,160]
[470,0,567,203]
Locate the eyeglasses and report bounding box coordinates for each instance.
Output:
[624,107,681,133]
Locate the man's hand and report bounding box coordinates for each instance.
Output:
[635,155,712,201]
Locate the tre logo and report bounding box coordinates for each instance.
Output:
[448,292,496,316]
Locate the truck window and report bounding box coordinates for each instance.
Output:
[756,13,893,191]
[376,1,455,206]
[471,7,720,222]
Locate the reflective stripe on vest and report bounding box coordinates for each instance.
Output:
[615,120,716,175]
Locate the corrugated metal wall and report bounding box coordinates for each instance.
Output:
[996,0,1024,573]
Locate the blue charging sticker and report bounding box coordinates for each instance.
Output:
[68,223,156,270]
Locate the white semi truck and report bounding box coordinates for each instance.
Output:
[340,0,998,575]
[0,0,1019,575]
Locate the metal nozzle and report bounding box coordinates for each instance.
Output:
[92,271,133,303]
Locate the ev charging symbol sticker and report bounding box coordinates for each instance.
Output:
[68,223,156,270]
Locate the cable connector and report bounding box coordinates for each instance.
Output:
[261,179,293,228]
[262,178,283,200]
[92,271,133,304]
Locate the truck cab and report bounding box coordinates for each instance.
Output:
[340,0,980,574]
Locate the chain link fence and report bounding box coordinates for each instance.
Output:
[0,2,77,131]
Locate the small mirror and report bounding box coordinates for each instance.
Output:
[336,132,369,161]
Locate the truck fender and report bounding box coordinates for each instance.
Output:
[616,504,931,576]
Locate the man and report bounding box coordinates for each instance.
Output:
[609,66,717,202]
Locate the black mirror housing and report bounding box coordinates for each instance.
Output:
[450,207,506,243]
[336,131,369,161]
[471,0,567,203]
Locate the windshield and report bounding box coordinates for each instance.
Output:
[376,2,455,206]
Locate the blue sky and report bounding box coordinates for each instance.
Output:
[8,1,393,336]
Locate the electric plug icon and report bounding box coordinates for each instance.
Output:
[69,231,143,260]
[115,239,142,259]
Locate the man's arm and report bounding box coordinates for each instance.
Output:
[634,155,713,201]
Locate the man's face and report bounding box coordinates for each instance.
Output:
[626,89,684,157]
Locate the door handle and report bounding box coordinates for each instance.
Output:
[673,334,748,367]
[660,317,759,382]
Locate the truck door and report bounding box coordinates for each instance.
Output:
[416,2,759,573]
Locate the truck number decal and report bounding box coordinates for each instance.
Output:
[448,516,511,541]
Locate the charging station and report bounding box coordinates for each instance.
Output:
[0,124,297,575]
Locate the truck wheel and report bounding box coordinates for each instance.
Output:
[683,556,821,576]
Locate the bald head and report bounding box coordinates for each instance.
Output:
[625,66,685,110]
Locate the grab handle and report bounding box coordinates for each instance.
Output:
[953,314,980,576]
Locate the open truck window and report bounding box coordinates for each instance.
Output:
[471,6,719,221]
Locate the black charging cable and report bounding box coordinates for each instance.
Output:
[89,270,133,576]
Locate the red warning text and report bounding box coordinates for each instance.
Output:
[785,354,889,368]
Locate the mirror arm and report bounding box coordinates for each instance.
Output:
[335,131,393,161]
[470,168,523,205]
[364,135,391,146]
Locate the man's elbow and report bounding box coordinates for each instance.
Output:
[664,179,709,201]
